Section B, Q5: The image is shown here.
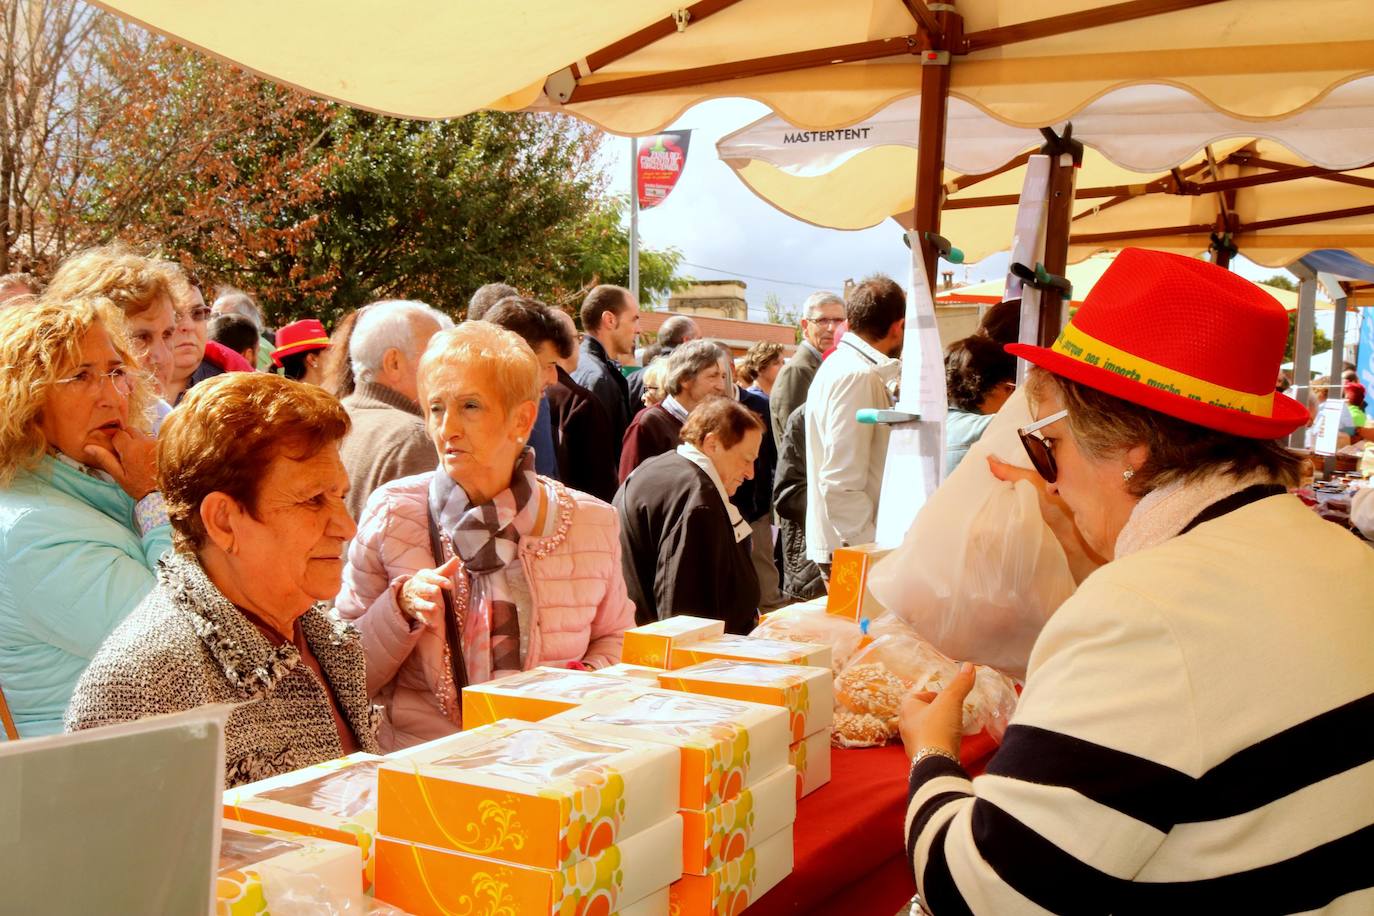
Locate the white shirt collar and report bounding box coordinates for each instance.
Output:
[662,395,690,423]
[676,443,751,543]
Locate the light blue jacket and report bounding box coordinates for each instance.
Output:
[0,456,171,737]
[945,408,995,476]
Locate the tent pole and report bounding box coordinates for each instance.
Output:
[1038,127,1082,346]
[629,137,640,305]
[911,7,956,291]
[1324,273,1349,476]
[1289,262,1318,450]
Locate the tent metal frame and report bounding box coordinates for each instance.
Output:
[545,0,1229,342]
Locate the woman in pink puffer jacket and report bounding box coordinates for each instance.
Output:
[335,318,634,751]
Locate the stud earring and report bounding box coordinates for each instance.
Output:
[1123,467,1135,481]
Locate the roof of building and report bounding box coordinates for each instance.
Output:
[639,310,796,353]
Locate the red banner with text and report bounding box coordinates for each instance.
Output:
[637,131,692,210]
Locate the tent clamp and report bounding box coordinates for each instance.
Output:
[673,9,692,32]
[545,66,577,103]
[927,3,958,11]
[1209,231,1238,258]
[1012,262,1073,301]
[902,231,964,263]
[1038,124,1084,168]
[857,408,921,425]
[920,50,951,65]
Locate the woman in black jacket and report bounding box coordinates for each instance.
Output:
[614,397,763,633]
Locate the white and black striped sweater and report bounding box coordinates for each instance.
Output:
[906,492,1374,914]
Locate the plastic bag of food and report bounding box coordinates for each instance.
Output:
[750,605,864,673]
[831,618,1018,748]
[867,388,1077,679]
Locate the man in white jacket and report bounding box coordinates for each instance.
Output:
[804,275,905,574]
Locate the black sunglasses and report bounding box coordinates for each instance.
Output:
[1017,409,1069,483]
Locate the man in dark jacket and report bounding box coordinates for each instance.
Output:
[772,403,826,601]
[769,291,845,446]
[627,314,700,407]
[547,365,618,502]
[573,285,639,449]
[732,374,783,610]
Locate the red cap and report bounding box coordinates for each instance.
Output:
[271,318,330,368]
[1007,248,1309,439]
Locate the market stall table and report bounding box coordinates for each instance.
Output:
[750,733,998,916]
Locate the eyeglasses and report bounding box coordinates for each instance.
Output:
[55,365,135,395]
[1017,408,1069,483]
[188,307,212,322]
[808,317,845,327]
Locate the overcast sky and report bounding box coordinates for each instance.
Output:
[598,97,1287,321]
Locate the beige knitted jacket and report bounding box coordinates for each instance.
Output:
[66,551,381,787]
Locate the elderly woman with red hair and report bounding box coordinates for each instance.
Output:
[67,373,377,786]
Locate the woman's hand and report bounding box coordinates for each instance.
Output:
[899,663,976,761]
[84,427,158,501]
[398,556,460,629]
[987,456,1105,582]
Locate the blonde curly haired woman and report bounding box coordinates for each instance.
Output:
[0,298,169,737]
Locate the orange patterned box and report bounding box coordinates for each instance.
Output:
[589,662,665,681]
[789,729,832,799]
[216,821,362,916]
[375,812,682,916]
[223,752,384,890]
[461,667,648,729]
[548,689,789,812]
[658,659,833,744]
[680,765,795,876]
[824,544,890,621]
[621,616,725,668]
[376,720,679,871]
[669,825,794,916]
[668,634,832,671]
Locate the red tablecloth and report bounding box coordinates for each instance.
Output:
[749,733,998,916]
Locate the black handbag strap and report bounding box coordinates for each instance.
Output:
[426,507,468,694]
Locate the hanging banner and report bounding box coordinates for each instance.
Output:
[637,131,692,209]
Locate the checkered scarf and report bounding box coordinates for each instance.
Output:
[428,449,540,683]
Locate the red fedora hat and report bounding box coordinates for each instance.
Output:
[271,318,331,368]
[1007,248,1309,439]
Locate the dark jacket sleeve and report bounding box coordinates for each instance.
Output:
[553,383,619,503]
[626,369,646,413]
[769,357,813,448]
[773,403,809,524]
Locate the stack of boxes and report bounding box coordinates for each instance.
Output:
[658,659,834,800]
[620,615,727,668]
[216,821,363,915]
[549,686,797,913]
[459,666,650,729]
[372,719,685,915]
[222,752,387,893]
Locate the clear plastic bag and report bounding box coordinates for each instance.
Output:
[750,606,864,673]
[868,388,1077,678]
[835,617,1018,741]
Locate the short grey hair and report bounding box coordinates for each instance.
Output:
[663,339,725,396]
[659,314,699,347]
[212,290,263,332]
[802,290,844,319]
[350,299,454,382]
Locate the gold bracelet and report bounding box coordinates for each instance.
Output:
[913,746,961,767]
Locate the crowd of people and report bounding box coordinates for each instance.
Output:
[1,243,1371,911]
[0,246,912,779]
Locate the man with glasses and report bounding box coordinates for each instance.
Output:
[769,291,845,448]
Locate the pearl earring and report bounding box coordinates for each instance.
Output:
[1123,467,1135,481]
